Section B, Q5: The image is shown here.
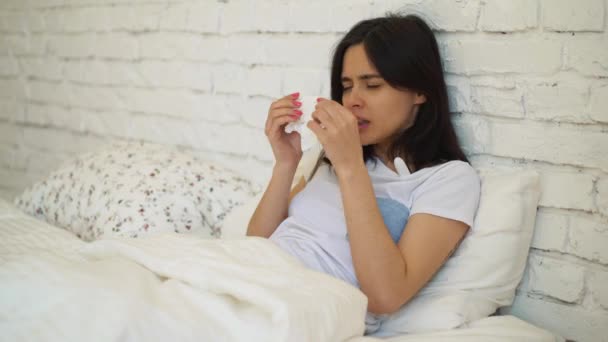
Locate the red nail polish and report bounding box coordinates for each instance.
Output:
[316,97,323,102]
[294,110,302,116]
[290,92,300,99]
[293,100,302,107]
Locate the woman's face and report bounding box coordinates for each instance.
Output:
[340,44,426,157]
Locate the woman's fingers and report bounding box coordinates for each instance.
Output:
[269,93,301,111]
[267,114,300,138]
[265,108,302,132]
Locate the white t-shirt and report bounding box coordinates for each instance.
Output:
[270,158,481,288]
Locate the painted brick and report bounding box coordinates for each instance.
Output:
[221,34,268,65]
[252,0,290,32]
[0,122,21,145]
[68,84,124,111]
[79,110,132,138]
[0,56,19,76]
[328,3,374,33]
[60,7,108,32]
[43,9,67,32]
[289,3,332,32]
[23,11,46,33]
[565,36,608,77]
[212,64,247,94]
[15,146,70,173]
[567,214,608,264]
[451,114,490,155]
[130,115,194,147]
[0,78,26,99]
[245,66,282,97]
[47,34,95,58]
[282,68,327,98]
[479,0,537,32]
[443,38,562,75]
[137,61,212,91]
[396,0,481,32]
[503,294,608,342]
[94,33,138,60]
[239,96,271,129]
[220,0,256,34]
[119,88,202,119]
[590,82,608,124]
[531,209,568,252]
[196,36,228,63]
[64,60,140,86]
[18,57,64,80]
[596,177,608,217]
[24,103,79,130]
[0,188,19,201]
[0,99,24,122]
[0,168,35,193]
[2,34,47,56]
[527,254,585,303]
[538,170,595,211]
[542,0,605,32]
[0,143,14,168]
[262,34,338,68]
[185,3,220,33]
[589,270,608,310]
[26,80,69,107]
[470,86,524,118]
[193,93,241,125]
[22,126,107,154]
[523,78,591,123]
[159,3,189,31]
[109,5,164,32]
[487,120,608,172]
[0,11,26,33]
[139,33,201,60]
[445,75,471,113]
[161,3,220,33]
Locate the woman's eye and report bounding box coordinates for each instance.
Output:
[367,84,381,89]
[343,86,352,91]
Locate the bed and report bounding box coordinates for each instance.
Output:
[0,142,565,341]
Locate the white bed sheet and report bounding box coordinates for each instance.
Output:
[0,198,563,342]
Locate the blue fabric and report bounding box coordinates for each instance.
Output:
[376,197,410,243]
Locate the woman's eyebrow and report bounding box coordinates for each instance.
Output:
[341,74,382,82]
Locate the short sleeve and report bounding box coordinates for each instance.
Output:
[410,161,480,226]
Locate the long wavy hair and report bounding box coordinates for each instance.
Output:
[309,14,468,179]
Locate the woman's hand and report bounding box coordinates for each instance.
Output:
[265,92,304,168]
[307,98,364,173]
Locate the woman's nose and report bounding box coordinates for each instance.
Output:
[343,88,363,109]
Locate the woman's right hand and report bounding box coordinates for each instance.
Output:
[265,92,304,168]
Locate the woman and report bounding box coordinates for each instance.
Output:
[247,13,480,326]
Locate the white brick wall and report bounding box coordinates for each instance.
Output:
[0,1,607,341]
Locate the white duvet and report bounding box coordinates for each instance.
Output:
[0,199,561,342]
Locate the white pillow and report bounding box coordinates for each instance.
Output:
[14,142,260,241]
[374,168,541,336]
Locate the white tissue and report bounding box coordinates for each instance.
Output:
[284,95,318,151]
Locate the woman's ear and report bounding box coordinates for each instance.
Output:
[414,92,427,105]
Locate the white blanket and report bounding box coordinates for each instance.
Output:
[0,199,562,342]
[0,215,367,342]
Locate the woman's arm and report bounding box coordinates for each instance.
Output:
[246,164,305,238]
[335,163,469,315]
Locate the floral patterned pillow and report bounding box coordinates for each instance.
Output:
[14,142,261,241]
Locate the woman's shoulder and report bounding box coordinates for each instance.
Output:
[418,160,480,188]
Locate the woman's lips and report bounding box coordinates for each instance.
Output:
[358,119,370,129]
